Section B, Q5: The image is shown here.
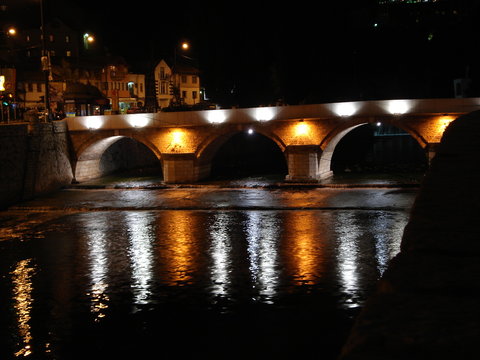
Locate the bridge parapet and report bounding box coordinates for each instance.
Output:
[65,98,480,183]
[65,98,480,131]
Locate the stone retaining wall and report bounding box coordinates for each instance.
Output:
[0,121,73,209]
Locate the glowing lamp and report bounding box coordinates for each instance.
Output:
[85,117,103,130]
[295,121,309,136]
[335,102,357,117]
[171,130,184,145]
[207,110,226,124]
[128,116,150,128]
[254,107,275,122]
[388,100,410,115]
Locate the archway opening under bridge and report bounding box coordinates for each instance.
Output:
[209,130,288,183]
[325,123,428,183]
[74,136,163,184]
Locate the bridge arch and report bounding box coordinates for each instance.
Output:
[195,125,288,180]
[318,118,428,178]
[74,134,162,182]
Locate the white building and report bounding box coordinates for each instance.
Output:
[154,59,201,110]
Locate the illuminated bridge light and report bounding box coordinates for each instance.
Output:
[207,110,227,124]
[127,115,150,128]
[334,102,357,117]
[171,130,184,145]
[387,100,411,115]
[254,107,276,122]
[85,117,103,130]
[295,121,310,136]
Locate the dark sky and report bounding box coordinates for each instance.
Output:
[6,0,480,107]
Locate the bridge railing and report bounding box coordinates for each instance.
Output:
[65,98,480,131]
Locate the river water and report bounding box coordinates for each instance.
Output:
[0,177,419,359]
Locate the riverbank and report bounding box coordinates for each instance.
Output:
[339,110,480,359]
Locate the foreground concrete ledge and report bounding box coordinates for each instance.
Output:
[339,110,480,359]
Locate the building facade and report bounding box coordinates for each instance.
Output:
[154,59,201,110]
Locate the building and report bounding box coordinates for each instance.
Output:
[16,58,146,117]
[154,58,201,110]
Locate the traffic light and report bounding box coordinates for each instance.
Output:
[1,93,13,106]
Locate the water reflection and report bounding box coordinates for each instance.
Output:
[85,225,110,321]
[371,213,403,276]
[335,212,361,305]
[11,259,36,357]
[156,211,198,286]
[246,211,280,301]
[0,186,417,359]
[209,212,233,298]
[282,212,327,286]
[334,211,406,308]
[126,212,155,305]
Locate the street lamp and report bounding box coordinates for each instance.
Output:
[83,33,94,49]
[40,0,51,121]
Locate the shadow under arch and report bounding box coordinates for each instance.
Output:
[196,127,288,181]
[319,120,428,178]
[74,135,162,182]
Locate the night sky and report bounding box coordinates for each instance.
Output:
[7,0,480,107]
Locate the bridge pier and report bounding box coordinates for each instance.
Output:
[285,145,324,182]
[162,153,198,183]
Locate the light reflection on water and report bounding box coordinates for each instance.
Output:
[209,212,233,298]
[335,213,361,307]
[246,212,280,302]
[126,212,155,306]
[84,222,110,321]
[11,259,36,358]
[1,207,411,359]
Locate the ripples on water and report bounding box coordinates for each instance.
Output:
[0,205,410,359]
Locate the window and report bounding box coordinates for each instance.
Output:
[66,50,71,57]
[28,83,33,92]
[192,76,197,84]
[49,34,54,42]
[182,90,187,98]
[36,83,42,92]
[181,75,187,83]
[65,35,70,43]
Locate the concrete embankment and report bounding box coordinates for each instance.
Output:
[339,110,480,359]
[0,121,73,209]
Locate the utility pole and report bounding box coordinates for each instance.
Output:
[40,0,50,121]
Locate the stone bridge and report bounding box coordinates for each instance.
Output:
[65,98,480,183]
